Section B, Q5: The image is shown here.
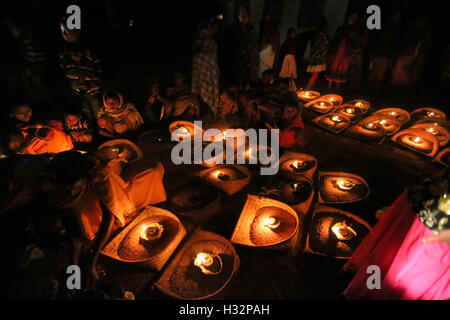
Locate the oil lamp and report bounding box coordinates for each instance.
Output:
[140,223,164,241]
[214,170,230,181]
[331,115,343,123]
[345,107,356,114]
[426,127,438,135]
[331,221,357,240]
[194,252,223,275]
[290,160,306,172]
[363,122,376,130]
[263,216,281,230]
[409,136,423,145]
[336,179,355,191]
[427,111,437,118]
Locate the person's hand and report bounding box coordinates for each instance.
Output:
[423,229,450,246]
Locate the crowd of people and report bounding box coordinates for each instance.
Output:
[0,5,449,300]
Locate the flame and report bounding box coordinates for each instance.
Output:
[379,119,387,125]
[194,252,213,268]
[337,179,355,191]
[331,115,342,122]
[426,127,437,134]
[345,108,355,114]
[366,123,375,128]
[355,102,362,107]
[332,222,357,240]
[412,136,422,144]
[263,216,281,229]
[140,223,163,241]
[291,160,304,169]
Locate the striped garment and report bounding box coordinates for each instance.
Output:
[58,46,102,95]
[192,37,220,118]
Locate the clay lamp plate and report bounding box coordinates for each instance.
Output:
[313,113,351,133]
[391,128,440,157]
[347,120,385,141]
[334,104,364,122]
[435,148,450,166]
[346,100,371,113]
[101,207,186,271]
[411,108,446,120]
[154,229,239,300]
[318,172,369,204]
[296,90,321,102]
[303,205,371,259]
[319,94,343,107]
[97,139,143,163]
[167,182,221,224]
[304,99,334,114]
[278,152,318,180]
[373,108,411,125]
[261,175,314,216]
[169,121,204,142]
[195,164,251,195]
[360,114,402,136]
[410,123,449,147]
[231,195,299,249]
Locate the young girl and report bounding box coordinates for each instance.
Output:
[265,101,306,149]
[97,91,144,137]
[278,28,298,92]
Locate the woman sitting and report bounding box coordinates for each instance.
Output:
[97,91,144,138]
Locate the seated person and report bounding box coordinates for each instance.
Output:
[8,125,74,155]
[43,151,166,285]
[265,102,306,149]
[97,91,144,137]
[63,111,93,144]
[218,88,238,119]
[9,103,33,129]
[257,69,277,93]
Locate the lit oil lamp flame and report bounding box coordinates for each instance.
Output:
[379,119,387,126]
[427,111,437,117]
[194,252,222,275]
[345,107,355,114]
[290,160,306,171]
[263,216,281,230]
[140,223,164,241]
[178,126,190,135]
[336,179,355,191]
[331,115,343,122]
[389,111,397,117]
[214,170,230,181]
[329,97,335,102]
[221,131,228,140]
[409,136,423,144]
[355,102,362,107]
[332,222,357,240]
[364,122,375,129]
[426,127,437,135]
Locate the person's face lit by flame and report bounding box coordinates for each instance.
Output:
[105,97,121,112]
[11,105,32,123]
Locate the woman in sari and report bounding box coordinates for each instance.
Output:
[191,21,220,119]
[343,169,450,300]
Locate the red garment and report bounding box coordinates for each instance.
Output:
[344,191,450,300]
[279,116,304,148]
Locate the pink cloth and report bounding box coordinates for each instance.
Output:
[279,54,297,79]
[344,191,450,300]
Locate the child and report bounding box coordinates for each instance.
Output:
[278,28,298,92]
[9,125,74,155]
[63,112,93,144]
[97,91,144,137]
[265,102,306,149]
[9,103,33,129]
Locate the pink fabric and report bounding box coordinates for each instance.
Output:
[279,54,297,79]
[344,191,450,300]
